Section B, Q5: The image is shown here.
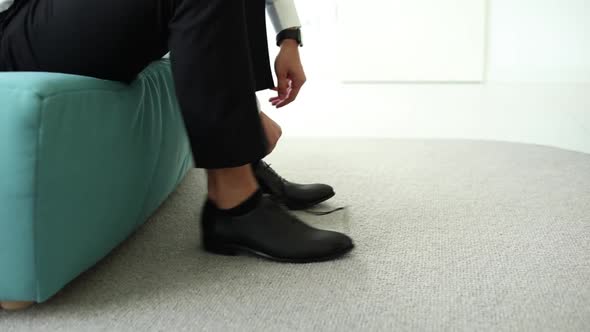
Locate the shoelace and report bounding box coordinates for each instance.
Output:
[261,161,286,183]
[302,205,348,216]
[262,161,347,216]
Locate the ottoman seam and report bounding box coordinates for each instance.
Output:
[43,87,129,98]
[0,86,128,98]
[32,92,45,302]
[0,59,170,97]
[0,87,44,100]
[134,83,165,229]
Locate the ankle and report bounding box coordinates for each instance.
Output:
[208,184,259,210]
[206,164,260,209]
[210,187,263,216]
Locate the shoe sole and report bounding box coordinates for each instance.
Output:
[275,191,336,211]
[203,241,354,264]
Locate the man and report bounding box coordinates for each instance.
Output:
[0,0,355,263]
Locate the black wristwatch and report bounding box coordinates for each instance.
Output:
[276,28,303,47]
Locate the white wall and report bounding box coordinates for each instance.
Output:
[260,1,590,153]
[274,0,590,84]
[336,0,487,82]
[488,0,590,83]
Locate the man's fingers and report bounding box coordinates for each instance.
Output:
[272,93,287,106]
[270,95,283,106]
[271,83,292,106]
[271,71,305,108]
[276,79,304,108]
[277,77,290,99]
[276,95,295,108]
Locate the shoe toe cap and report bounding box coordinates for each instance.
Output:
[313,184,336,199]
[333,232,354,252]
[287,183,335,201]
[311,231,354,257]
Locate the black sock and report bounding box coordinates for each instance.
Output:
[210,188,262,216]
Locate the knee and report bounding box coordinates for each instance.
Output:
[260,111,282,153]
[274,122,283,143]
[267,124,282,153]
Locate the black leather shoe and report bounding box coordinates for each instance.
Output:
[253,160,335,210]
[200,195,354,263]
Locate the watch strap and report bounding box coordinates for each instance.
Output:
[276,28,302,47]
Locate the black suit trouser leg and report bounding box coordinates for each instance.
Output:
[0,0,275,169]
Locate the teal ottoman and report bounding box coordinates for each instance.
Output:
[0,59,194,309]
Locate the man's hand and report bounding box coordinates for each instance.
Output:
[270,39,306,108]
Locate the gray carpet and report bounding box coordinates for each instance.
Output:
[2,137,589,332]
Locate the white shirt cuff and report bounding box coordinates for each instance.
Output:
[266,0,301,33]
